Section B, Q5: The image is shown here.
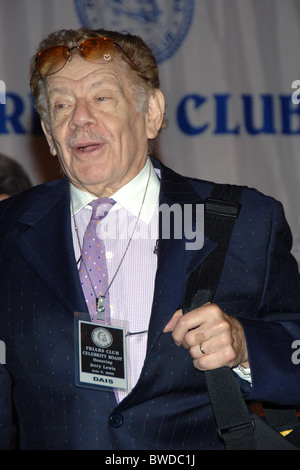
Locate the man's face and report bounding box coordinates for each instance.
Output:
[42,54,164,196]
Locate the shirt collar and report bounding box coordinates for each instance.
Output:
[70,157,160,224]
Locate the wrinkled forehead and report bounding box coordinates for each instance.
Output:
[45,54,132,94]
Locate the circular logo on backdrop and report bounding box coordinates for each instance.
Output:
[74,0,194,63]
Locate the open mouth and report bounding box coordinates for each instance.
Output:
[74,142,104,153]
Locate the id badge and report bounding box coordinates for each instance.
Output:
[74,311,128,392]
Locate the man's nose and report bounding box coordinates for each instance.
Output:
[69,100,97,129]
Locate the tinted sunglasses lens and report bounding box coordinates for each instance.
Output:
[81,37,115,63]
[37,46,70,76]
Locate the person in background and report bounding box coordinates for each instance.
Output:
[0,153,31,200]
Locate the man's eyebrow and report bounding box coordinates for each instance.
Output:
[46,77,123,96]
[47,86,72,96]
[90,79,121,90]
[90,80,105,88]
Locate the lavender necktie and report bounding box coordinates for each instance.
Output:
[79,198,115,321]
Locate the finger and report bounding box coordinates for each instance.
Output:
[188,342,207,360]
[163,309,183,333]
[181,326,206,350]
[170,308,208,346]
[164,303,212,336]
[193,343,238,371]
[193,351,227,371]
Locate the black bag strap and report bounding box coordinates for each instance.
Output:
[181,183,242,311]
[181,182,299,449]
[182,183,256,449]
[205,366,257,449]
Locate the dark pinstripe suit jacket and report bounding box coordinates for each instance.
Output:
[1,158,300,450]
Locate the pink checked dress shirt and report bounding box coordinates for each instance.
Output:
[71,159,160,402]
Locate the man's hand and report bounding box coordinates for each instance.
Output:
[163,303,249,371]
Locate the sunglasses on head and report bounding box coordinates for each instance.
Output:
[36,36,136,77]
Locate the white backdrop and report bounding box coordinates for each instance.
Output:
[1,0,300,259]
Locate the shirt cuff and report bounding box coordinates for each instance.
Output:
[233,364,252,384]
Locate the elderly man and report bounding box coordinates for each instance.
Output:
[0,27,299,450]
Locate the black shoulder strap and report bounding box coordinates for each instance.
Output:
[181,182,299,450]
[181,183,243,313]
[181,183,256,449]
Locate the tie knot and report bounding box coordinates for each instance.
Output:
[90,197,115,220]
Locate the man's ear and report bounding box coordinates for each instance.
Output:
[146,89,165,140]
[41,120,57,156]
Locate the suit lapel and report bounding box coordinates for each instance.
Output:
[14,178,87,316]
[146,160,216,352]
